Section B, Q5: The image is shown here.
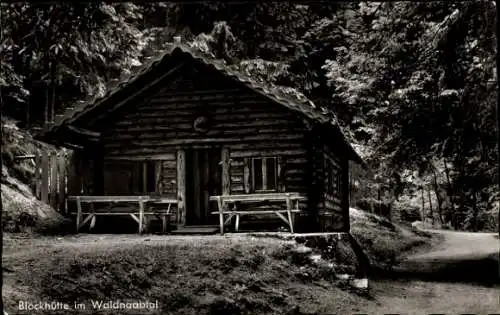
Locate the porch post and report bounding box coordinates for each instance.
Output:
[221,147,230,196]
[177,149,186,226]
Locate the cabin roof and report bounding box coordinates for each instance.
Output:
[40,43,364,165]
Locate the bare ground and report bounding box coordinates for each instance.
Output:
[368,229,499,314]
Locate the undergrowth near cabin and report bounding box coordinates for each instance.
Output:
[349,208,437,270]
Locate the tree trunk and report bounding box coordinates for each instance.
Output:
[51,83,55,123]
[50,59,56,124]
[497,3,500,268]
[457,129,466,231]
[43,28,49,130]
[443,159,456,229]
[496,0,500,281]
[472,188,478,232]
[427,188,434,227]
[420,186,425,223]
[26,91,30,129]
[350,166,355,206]
[377,186,381,216]
[430,164,444,225]
[44,88,49,129]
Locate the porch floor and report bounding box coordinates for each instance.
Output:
[170,225,219,235]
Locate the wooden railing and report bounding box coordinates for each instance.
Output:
[30,150,72,213]
[209,192,305,234]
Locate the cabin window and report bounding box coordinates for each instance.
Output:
[251,157,278,192]
[103,160,158,195]
[141,161,157,193]
[131,161,157,194]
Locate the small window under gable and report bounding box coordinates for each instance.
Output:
[251,156,278,192]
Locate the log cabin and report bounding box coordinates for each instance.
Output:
[38,41,365,234]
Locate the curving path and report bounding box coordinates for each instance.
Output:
[393,229,499,284]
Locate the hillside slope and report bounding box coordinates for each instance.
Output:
[350,207,436,270]
[1,117,69,233]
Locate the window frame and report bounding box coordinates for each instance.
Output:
[133,160,158,195]
[251,156,278,193]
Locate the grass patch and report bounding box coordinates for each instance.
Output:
[4,237,361,315]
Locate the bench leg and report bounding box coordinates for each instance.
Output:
[76,215,81,233]
[89,215,97,230]
[138,201,144,234]
[219,212,224,235]
[79,214,94,231]
[235,214,240,232]
[143,216,149,233]
[76,198,82,233]
[162,215,167,233]
[287,210,294,233]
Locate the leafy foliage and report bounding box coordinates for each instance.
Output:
[0,1,497,231]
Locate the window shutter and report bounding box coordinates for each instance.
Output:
[155,161,162,194]
[243,157,252,193]
[277,156,286,192]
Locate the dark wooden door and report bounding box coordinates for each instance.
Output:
[185,148,221,225]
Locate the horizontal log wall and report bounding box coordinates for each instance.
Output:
[100,67,308,159]
[321,144,346,230]
[159,153,177,197]
[96,63,329,227]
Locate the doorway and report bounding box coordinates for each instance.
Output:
[185,148,221,225]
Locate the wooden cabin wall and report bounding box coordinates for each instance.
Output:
[159,155,178,196]
[321,144,348,231]
[298,131,325,232]
[95,62,333,228]
[66,150,94,212]
[98,64,307,159]
[99,66,311,177]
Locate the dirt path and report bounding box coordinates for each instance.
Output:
[406,229,498,260]
[368,278,499,315]
[365,230,499,314]
[390,229,499,284]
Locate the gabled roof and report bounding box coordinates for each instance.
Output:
[41,43,364,165]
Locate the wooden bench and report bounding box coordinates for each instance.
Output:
[209,193,305,234]
[67,196,177,234]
